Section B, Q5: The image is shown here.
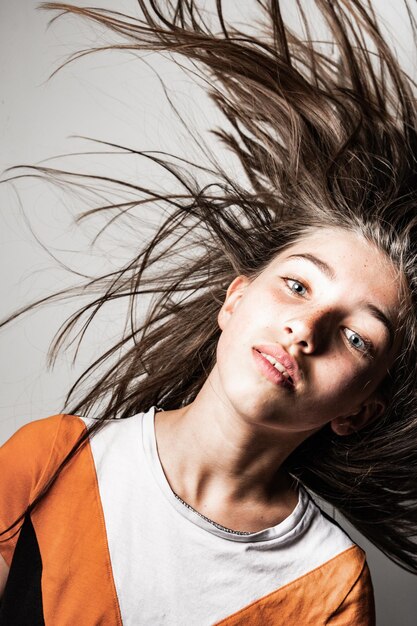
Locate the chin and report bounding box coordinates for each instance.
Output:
[225,385,282,424]
[214,357,282,420]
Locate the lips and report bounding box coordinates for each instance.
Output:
[253,344,301,386]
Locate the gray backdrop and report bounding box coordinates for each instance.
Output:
[1,1,417,624]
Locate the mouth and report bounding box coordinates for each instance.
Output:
[252,344,300,388]
[256,350,294,384]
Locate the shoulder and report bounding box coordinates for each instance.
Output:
[295,489,356,564]
[1,413,86,447]
[0,414,88,565]
[0,409,149,478]
[298,491,375,624]
[0,414,87,480]
[292,544,375,625]
[323,545,375,625]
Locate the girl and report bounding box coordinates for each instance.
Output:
[1,1,416,624]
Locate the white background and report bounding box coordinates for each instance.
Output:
[1,1,417,623]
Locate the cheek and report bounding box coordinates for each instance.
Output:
[219,291,261,344]
[216,316,254,379]
[215,310,244,376]
[215,300,261,384]
[311,352,370,399]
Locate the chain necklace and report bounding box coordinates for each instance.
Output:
[172,491,253,536]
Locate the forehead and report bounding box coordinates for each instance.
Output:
[265,228,402,313]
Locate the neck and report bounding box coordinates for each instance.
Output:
[154,368,308,527]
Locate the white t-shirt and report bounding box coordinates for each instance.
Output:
[0,406,375,625]
[82,405,373,625]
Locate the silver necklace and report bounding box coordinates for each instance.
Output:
[172,491,253,536]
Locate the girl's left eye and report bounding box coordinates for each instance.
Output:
[343,328,370,353]
[285,278,307,296]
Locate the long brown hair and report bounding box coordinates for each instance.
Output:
[2,0,417,573]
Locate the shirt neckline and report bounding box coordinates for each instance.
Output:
[141,405,313,543]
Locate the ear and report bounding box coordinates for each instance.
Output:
[217,275,250,331]
[330,397,386,436]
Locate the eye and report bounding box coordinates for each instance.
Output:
[343,328,371,354]
[285,278,307,296]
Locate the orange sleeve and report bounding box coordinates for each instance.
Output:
[0,415,65,566]
[327,559,376,625]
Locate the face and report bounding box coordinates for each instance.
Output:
[215,228,403,437]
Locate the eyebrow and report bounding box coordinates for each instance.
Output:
[284,252,395,349]
[286,253,336,279]
[365,304,395,351]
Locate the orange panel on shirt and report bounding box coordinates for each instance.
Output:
[7,414,122,625]
[214,545,375,626]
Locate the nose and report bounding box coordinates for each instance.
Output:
[283,309,332,354]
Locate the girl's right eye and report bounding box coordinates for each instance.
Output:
[284,278,307,296]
